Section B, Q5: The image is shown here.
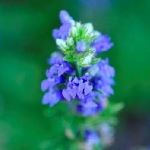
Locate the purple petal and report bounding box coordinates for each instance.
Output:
[41,80,50,91]
[48,52,63,65]
[84,82,93,95]
[62,89,71,101]
[52,23,71,40]
[101,85,114,96]
[77,101,102,116]
[59,10,74,24]
[76,41,86,52]
[92,35,113,53]
[84,130,99,145]
[68,86,77,99]
[52,29,60,39]
[58,64,69,76]
[42,91,60,106]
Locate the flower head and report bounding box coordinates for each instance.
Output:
[41,10,115,116]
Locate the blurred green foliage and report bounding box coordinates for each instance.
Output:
[0,0,150,149]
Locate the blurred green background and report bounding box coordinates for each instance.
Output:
[0,0,150,149]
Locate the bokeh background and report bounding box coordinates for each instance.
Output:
[0,0,150,149]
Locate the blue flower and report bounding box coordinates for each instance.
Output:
[62,76,93,101]
[76,41,87,52]
[41,52,73,106]
[92,34,113,53]
[88,59,115,98]
[41,78,58,92]
[84,129,100,145]
[52,10,74,40]
[77,101,102,116]
[52,23,71,40]
[48,52,63,65]
[59,10,74,25]
[98,59,115,78]
[42,89,61,106]
[47,61,71,78]
[41,10,115,116]
[97,59,115,96]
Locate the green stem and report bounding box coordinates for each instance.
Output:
[76,64,82,77]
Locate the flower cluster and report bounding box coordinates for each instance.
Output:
[83,123,114,149]
[41,10,114,116]
[84,129,99,145]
